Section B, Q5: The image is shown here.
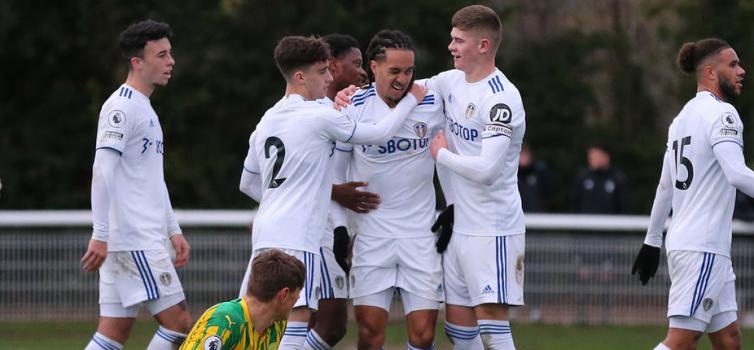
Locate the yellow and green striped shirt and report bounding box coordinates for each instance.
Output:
[180,298,286,350]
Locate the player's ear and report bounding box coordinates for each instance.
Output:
[278,287,290,302]
[129,56,142,71]
[702,64,716,82]
[292,70,306,86]
[370,60,378,77]
[479,38,491,54]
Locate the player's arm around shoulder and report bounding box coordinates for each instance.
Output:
[423,70,462,98]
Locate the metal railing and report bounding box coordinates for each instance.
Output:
[1,210,753,327]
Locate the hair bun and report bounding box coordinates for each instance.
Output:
[676,42,697,74]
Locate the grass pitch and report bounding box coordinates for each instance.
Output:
[0,320,749,349]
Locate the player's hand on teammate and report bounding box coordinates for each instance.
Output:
[432,204,454,253]
[81,239,108,272]
[170,234,191,268]
[631,243,661,285]
[430,130,448,160]
[334,83,426,110]
[332,182,381,213]
[333,226,351,273]
[408,82,427,102]
[333,85,358,110]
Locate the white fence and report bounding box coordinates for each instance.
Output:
[2,210,754,326]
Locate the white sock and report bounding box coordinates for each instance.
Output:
[444,322,483,350]
[304,329,331,350]
[654,343,671,350]
[478,320,515,350]
[147,325,187,349]
[85,332,124,350]
[279,321,308,350]
[407,341,435,350]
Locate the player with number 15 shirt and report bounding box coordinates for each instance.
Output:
[635,38,749,350]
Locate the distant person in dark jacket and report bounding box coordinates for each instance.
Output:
[570,144,628,214]
[518,143,556,212]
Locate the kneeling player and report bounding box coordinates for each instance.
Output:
[181,250,305,349]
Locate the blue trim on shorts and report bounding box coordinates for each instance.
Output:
[140,251,160,299]
[304,251,316,305]
[130,251,155,300]
[495,237,508,303]
[690,252,715,316]
[303,253,310,306]
[319,247,334,299]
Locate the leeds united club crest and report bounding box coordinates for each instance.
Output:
[414,122,428,138]
[465,103,476,119]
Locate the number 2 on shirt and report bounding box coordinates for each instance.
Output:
[264,136,287,188]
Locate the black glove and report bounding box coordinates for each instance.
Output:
[333,226,351,273]
[432,204,454,253]
[631,243,661,285]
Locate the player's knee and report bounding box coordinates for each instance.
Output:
[179,318,194,333]
[158,310,193,334]
[664,334,701,350]
[357,324,385,348]
[97,318,135,342]
[407,327,435,348]
[713,331,741,350]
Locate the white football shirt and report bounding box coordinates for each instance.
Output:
[94,84,176,251]
[338,84,444,238]
[244,94,357,254]
[316,96,350,248]
[664,91,744,257]
[430,69,526,236]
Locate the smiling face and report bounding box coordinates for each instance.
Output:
[332,47,367,90]
[448,27,481,73]
[370,48,415,107]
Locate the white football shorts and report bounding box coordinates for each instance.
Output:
[239,248,321,310]
[319,246,349,299]
[350,234,443,303]
[99,248,185,317]
[666,250,737,329]
[444,233,525,307]
[353,286,439,314]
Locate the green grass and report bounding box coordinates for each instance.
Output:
[0,321,750,349]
